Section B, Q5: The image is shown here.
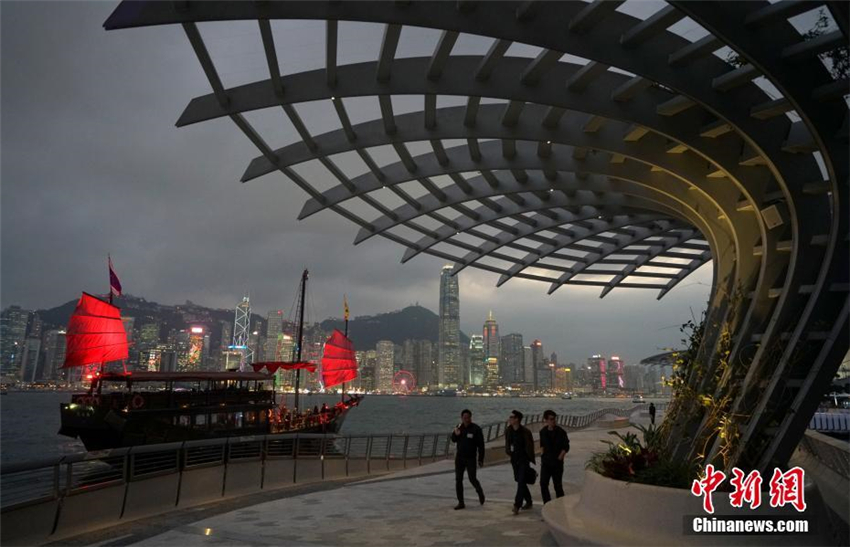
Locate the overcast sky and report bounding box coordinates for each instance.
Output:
[1,1,717,365]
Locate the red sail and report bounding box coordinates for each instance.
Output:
[321,329,357,389]
[251,362,316,374]
[63,292,129,368]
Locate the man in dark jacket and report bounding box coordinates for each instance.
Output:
[450,409,485,510]
[505,410,535,514]
[539,409,570,504]
[649,402,657,425]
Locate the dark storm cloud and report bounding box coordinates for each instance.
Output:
[2,1,712,364]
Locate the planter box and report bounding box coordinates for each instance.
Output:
[542,469,830,546]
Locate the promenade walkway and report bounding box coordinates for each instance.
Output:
[59,411,652,546]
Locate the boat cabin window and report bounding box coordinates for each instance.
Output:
[211,413,230,429]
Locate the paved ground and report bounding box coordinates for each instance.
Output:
[62,410,658,547]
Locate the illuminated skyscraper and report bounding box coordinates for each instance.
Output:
[608,356,625,390]
[20,338,41,382]
[403,339,434,387]
[500,333,523,384]
[231,296,252,369]
[42,329,66,381]
[554,366,573,393]
[468,335,485,386]
[357,349,377,391]
[531,339,544,391]
[482,311,500,389]
[1,306,31,378]
[522,346,534,387]
[263,310,284,361]
[437,265,460,386]
[588,355,608,392]
[376,340,395,391]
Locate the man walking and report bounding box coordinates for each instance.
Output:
[505,410,535,515]
[539,409,570,504]
[649,402,656,426]
[451,409,485,510]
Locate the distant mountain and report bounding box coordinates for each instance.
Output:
[35,297,467,352]
[36,294,258,348]
[319,305,469,349]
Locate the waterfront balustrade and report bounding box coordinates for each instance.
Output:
[0,406,638,544]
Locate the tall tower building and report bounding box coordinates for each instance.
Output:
[468,335,485,386]
[1,306,32,379]
[588,355,608,392]
[483,311,499,359]
[263,310,284,361]
[522,346,534,388]
[220,320,232,351]
[20,338,42,382]
[437,265,460,387]
[482,311,500,389]
[531,339,544,391]
[376,340,395,392]
[402,339,434,388]
[42,329,66,381]
[501,333,524,384]
[231,296,252,369]
[608,355,625,390]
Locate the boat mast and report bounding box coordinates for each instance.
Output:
[293,269,308,411]
[342,300,348,403]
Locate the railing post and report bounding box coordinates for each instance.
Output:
[345,436,351,477]
[260,437,267,490]
[417,435,424,466]
[321,435,326,480]
[386,435,392,471]
[431,434,439,461]
[53,462,61,500]
[366,435,373,475]
[65,462,73,496]
[486,424,492,442]
[401,435,410,469]
[293,435,299,483]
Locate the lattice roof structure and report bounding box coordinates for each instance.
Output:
[105,1,848,472]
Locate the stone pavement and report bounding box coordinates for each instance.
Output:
[110,411,654,547]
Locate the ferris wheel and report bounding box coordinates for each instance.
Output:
[392,370,416,394]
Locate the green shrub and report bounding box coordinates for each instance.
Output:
[586,424,699,489]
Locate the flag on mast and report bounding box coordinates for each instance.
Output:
[108,255,122,297]
[344,295,349,322]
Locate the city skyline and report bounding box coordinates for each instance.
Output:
[0,275,697,370]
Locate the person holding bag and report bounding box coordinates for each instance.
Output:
[505,410,535,515]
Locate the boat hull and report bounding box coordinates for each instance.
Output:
[60,400,359,451]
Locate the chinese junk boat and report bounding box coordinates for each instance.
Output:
[59,269,362,451]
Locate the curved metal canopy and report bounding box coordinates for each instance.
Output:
[105,0,848,471]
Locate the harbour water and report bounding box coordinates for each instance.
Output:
[0,391,642,464]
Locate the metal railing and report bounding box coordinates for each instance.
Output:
[809,412,850,434]
[0,405,642,543]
